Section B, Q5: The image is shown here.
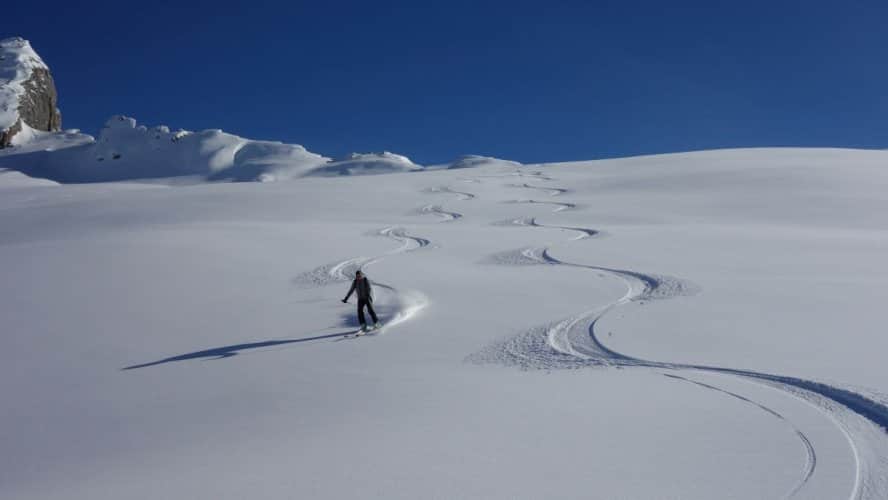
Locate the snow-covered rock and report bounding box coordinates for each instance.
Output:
[0,37,61,147]
[0,115,330,183]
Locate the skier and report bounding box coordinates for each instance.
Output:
[342,270,380,332]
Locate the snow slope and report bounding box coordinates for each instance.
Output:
[1,148,887,499]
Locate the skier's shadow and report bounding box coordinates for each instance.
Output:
[123,299,400,370]
[121,328,353,370]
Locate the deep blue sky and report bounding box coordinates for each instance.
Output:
[5,1,887,163]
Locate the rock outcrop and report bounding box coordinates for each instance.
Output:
[0,37,62,148]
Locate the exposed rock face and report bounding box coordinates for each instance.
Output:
[0,37,62,148]
[19,67,61,132]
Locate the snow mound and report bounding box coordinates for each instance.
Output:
[446,154,522,169]
[214,141,330,182]
[0,37,48,131]
[303,151,422,177]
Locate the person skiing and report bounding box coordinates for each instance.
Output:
[342,270,380,332]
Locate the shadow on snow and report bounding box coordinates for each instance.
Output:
[122,329,355,370]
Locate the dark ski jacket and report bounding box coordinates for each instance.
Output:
[344,277,373,302]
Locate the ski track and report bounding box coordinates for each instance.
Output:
[293,226,430,288]
[423,185,476,200]
[469,179,888,500]
[507,182,569,197]
[417,203,463,221]
[662,373,817,499]
[474,169,555,182]
[417,185,472,223]
[291,226,430,332]
[504,199,576,212]
[493,216,599,240]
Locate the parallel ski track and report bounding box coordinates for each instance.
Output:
[470,181,888,499]
[663,373,817,499]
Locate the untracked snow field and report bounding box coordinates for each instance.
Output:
[2,148,887,499]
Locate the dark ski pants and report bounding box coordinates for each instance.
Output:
[358,299,378,325]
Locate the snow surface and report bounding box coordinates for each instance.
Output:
[0,37,49,131]
[0,167,58,188]
[2,148,887,499]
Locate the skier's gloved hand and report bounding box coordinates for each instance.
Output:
[341,299,348,303]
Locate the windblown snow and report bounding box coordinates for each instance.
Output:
[2,145,887,500]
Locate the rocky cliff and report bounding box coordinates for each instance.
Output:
[0,37,61,148]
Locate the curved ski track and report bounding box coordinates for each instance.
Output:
[663,373,817,499]
[470,181,888,499]
[416,185,476,222]
[508,182,569,197]
[292,226,430,330]
[476,169,554,182]
[504,199,576,212]
[424,185,477,200]
[417,204,463,221]
[493,216,599,240]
